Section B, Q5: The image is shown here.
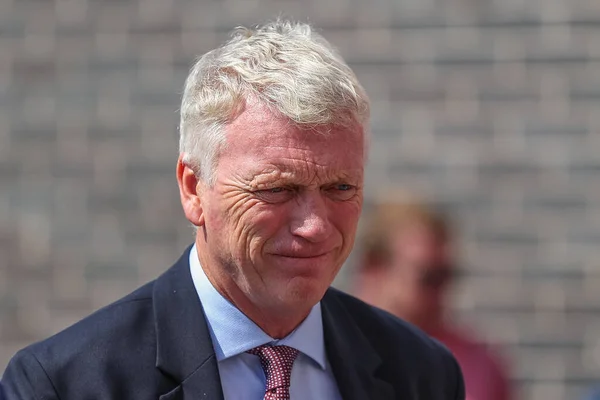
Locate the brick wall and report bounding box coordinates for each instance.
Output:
[1,1,599,399]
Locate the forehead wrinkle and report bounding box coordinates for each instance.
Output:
[261,137,361,157]
[247,167,286,187]
[260,143,359,168]
[246,159,361,190]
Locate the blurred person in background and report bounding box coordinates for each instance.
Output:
[354,197,511,400]
[1,20,464,400]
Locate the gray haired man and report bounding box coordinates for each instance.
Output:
[2,20,465,400]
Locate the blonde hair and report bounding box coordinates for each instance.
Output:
[179,19,370,184]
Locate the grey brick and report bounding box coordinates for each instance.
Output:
[1,2,600,399]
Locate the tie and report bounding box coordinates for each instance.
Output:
[247,345,300,400]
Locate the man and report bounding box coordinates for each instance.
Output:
[355,198,511,400]
[2,20,464,399]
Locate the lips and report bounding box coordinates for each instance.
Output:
[272,252,330,259]
[266,250,338,275]
[267,245,339,259]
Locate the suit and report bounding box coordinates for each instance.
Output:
[2,246,465,399]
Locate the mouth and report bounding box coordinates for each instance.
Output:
[269,252,331,259]
[266,251,339,275]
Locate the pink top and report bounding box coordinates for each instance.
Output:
[433,326,512,400]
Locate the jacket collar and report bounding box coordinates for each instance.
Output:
[153,245,224,400]
[152,246,396,400]
[321,289,396,400]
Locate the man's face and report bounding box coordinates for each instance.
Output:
[198,104,364,313]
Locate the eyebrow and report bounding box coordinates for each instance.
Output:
[248,171,362,189]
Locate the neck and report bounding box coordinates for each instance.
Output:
[242,301,311,339]
[195,243,311,339]
[216,282,311,338]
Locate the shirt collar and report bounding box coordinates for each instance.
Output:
[189,244,327,369]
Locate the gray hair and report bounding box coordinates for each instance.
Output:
[179,19,370,185]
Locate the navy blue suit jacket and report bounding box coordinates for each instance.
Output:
[2,246,465,399]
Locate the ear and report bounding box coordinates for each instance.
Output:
[176,154,206,227]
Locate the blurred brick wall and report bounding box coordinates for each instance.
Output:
[1,0,600,399]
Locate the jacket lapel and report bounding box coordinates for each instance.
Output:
[153,246,224,400]
[152,248,399,400]
[321,289,396,400]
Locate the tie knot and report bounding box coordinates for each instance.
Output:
[247,345,299,396]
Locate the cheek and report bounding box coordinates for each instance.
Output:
[204,193,257,251]
[230,203,288,257]
[332,204,362,237]
[217,191,258,232]
[247,207,289,243]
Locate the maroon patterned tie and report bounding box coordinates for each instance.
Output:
[247,345,300,400]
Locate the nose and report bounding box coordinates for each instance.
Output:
[289,190,333,243]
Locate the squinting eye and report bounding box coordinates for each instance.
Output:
[326,184,357,201]
[255,187,294,203]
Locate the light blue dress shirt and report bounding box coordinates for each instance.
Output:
[189,246,342,400]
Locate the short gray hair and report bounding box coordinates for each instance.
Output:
[179,19,370,184]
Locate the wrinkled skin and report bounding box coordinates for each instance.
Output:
[178,103,365,337]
